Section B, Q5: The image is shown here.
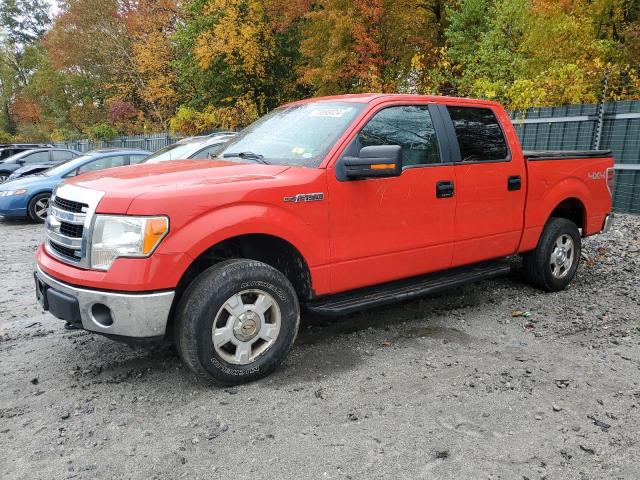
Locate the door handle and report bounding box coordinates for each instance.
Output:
[436,180,454,198]
[508,175,522,191]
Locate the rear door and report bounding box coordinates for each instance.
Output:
[327,103,456,293]
[443,105,526,266]
[51,150,76,163]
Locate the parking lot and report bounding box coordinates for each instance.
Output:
[1,215,639,479]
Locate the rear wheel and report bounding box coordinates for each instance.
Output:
[175,259,300,385]
[522,217,581,292]
[27,193,51,223]
[0,172,9,183]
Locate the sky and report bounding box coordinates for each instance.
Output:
[45,0,59,16]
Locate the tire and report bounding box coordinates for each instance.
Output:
[27,193,51,223]
[175,259,300,385]
[522,217,581,292]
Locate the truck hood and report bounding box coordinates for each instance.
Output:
[67,160,291,213]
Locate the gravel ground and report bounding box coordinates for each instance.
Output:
[1,215,639,479]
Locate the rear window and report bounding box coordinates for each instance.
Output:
[447,107,508,162]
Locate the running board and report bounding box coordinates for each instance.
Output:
[306,260,511,316]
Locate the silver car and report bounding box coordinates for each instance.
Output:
[142,133,236,163]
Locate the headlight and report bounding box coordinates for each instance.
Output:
[90,215,169,270]
[0,189,27,196]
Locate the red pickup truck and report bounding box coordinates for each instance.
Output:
[34,94,615,384]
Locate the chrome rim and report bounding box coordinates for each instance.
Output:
[34,197,50,221]
[0,174,8,183]
[212,289,281,365]
[550,234,574,279]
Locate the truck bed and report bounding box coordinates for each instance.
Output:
[524,150,612,160]
[519,149,614,253]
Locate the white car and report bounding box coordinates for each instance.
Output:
[143,133,236,163]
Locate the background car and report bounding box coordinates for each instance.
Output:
[0,143,54,161]
[0,148,81,183]
[0,148,150,222]
[142,133,235,163]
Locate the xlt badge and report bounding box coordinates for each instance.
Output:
[283,192,325,203]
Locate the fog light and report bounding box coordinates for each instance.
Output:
[91,303,113,327]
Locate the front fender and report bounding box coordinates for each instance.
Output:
[158,202,329,269]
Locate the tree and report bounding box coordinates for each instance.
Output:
[0,0,51,45]
[171,0,307,129]
[299,0,450,95]
[124,0,180,126]
[0,0,51,135]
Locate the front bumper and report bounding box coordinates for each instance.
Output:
[34,265,175,339]
[0,194,28,217]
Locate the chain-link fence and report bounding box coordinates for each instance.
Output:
[53,133,183,153]
[512,100,640,215]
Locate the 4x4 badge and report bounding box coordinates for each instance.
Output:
[283,192,325,203]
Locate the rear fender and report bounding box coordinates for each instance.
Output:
[520,178,590,252]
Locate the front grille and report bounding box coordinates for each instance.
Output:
[59,222,84,238]
[54,196,87,213]
[45,185,104,268]
[49,241,80,262]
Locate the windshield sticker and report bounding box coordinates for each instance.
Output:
[291,147,306,155]
[308,108,352,118]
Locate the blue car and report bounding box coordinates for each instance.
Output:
[0,148,150,222]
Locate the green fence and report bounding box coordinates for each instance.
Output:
[54,133,184,153]
[512,100,640,215]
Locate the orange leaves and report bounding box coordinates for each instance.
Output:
[299,0,442,94]
[10,95,41,124]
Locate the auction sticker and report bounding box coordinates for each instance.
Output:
[308,108,352,118]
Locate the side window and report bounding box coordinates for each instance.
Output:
[24,151,50,163]
[128,155,148,165]
[356,105,441,166]
[192,144,224,159]
[446,107,508,162]
[51,150,75,161]
[77,155,127,173]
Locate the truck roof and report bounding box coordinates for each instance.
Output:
[287,93,502,108]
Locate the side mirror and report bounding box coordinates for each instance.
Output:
[340,145,402,180]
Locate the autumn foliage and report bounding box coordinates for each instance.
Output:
[0,0,638,139]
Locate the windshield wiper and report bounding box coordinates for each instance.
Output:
[223,151,269,165]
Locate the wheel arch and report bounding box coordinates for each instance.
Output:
[520,177,591,253]
[166,233,313,339]
[548,197,586,231]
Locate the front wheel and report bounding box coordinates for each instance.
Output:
[27,193,51,222]
[522,217,581,292]
[175,259,300,385]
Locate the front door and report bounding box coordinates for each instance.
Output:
[326,103,456,294]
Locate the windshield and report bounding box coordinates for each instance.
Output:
[215,101,365,167]
[43,154,94,177]
[142,141,208,163]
